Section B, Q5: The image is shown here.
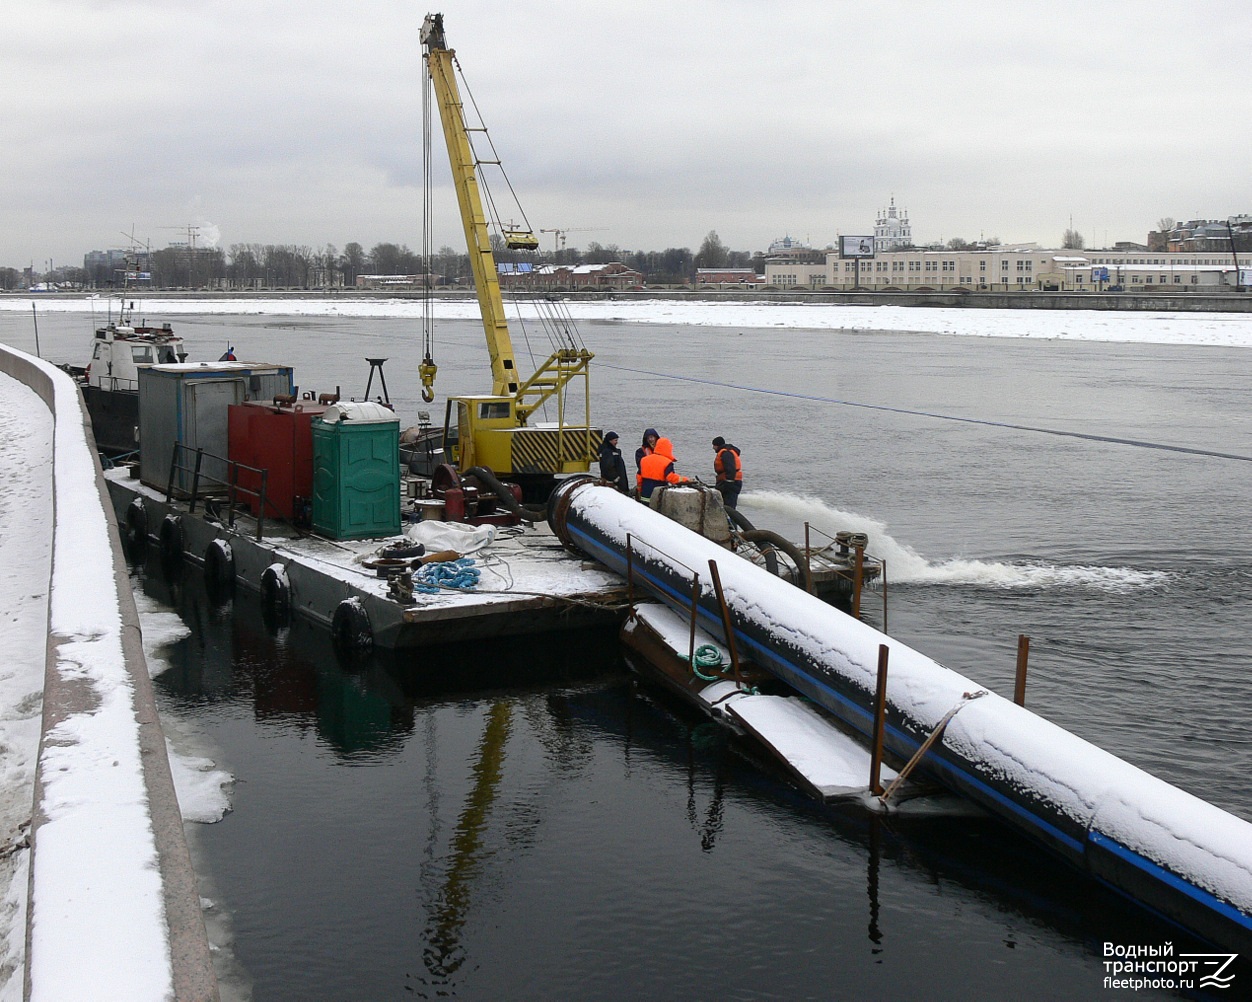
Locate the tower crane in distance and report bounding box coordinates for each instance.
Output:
[539,228,606,253]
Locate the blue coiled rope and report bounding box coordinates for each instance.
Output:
[414,557,481,594]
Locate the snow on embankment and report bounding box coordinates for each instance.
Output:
[5,296,1252,347]
[0,344,214,1001]
[0,374,52,1002]
[551,481,1252,953]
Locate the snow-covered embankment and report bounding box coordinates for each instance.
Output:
[0,344,215,1002]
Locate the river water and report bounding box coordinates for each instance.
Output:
[5,303,1252,999]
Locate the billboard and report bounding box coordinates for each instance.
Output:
[840,235,875,259]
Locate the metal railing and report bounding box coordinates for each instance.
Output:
[623,531,748,687]
[165,442,271,540]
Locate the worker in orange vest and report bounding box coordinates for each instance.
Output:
[712,436,742,508]
[639,437,689,499]
[634,427,659,496]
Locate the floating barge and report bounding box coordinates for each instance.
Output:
[104,465,628,648]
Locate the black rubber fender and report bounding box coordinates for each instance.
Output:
[124,498,147,553]
[331,597,373,650]
[379,540,426,560]
[260,563,291,615]
[158,514,184,565]
[203,538,236,592]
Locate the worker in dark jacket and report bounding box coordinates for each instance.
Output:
[598,431,629,493]
[634,428,659,496]
[712,436,743,508]
[640,437,689,499]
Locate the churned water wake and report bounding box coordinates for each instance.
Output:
[742,490,1169,592]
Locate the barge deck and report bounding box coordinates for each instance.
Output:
[104,467,630,648]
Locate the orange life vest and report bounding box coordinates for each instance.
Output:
[640,438,687,497]
[714,446,742,483]
[634,445,652,490]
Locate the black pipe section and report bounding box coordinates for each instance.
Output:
[461,466,544,523]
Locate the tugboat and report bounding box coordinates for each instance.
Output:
[66,298,188,456]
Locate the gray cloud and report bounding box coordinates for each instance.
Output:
[4,0,1250,267]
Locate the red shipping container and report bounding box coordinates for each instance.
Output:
[227,401,332,520]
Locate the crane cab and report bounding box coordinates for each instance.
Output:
[443,395,599,493]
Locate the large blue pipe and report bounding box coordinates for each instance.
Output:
[549,479,1252,953]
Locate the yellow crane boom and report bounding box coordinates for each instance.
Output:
[419,12,597,485]
[421,13,519,397]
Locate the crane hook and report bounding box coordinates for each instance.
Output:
[419,354,438,403]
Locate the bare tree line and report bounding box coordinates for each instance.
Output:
[5,230,772,291]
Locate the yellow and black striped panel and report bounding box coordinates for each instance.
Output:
[510,428,599,474]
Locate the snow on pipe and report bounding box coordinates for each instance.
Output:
[549,479,1252,953]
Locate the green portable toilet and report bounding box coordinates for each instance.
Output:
[311,402,401,540]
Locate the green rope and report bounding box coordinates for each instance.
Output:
[683,643,725,682]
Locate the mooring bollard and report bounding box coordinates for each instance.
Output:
[869,644,889,796]
[1014,634,1030,706]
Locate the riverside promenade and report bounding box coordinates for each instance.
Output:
[0,344,215,1001]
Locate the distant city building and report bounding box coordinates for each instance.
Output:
[497,261,643,290]
[84,248,150,286]
[874,198,911,252]
[766,262,827,288]
[1149,217,1251,253]
[561,262,644,289]
[765,236,824,263]
[355,274,430,289]
[764,246,1242,292]
[695,268,761,286]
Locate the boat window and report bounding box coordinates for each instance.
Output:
[93,343,107,359]
[157,346,177,363]
[479,402,510,420]
[131,346,153,363]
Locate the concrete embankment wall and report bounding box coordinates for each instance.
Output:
[0,344,216,1001]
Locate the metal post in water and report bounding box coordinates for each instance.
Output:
[881,559,888,635]
[853,543,865,620]
[625,533,635,608]
[869,644,889,796]
[707,559,742,684]
[1014,634,1030,706]
[688,573,700,665]
[31,303,41,359]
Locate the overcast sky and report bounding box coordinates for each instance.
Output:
[5,0,1250,269]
